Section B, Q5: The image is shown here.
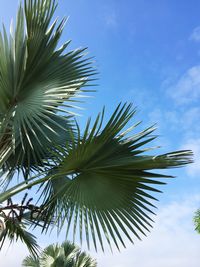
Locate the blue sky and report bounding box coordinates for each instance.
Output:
[0,0,200,266]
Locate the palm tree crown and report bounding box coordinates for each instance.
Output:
[22,241,97,267]
[194,209,200,234]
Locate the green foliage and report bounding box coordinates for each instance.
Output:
[39,103,192,251]
[0,0,95,180]
[22,241,97,267]
[0,0,193,255]
[194,209,200,234]
[0,218,39,255]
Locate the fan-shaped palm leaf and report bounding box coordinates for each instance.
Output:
[0,0,95,180]
[37,103,193,251]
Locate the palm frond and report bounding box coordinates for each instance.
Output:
[23,241,97,267]
[0,195,50,255]
[74,251,97,267]
[0,217,39,255]
[39,103,193,251]
[0,0,96,180]
[22,255,40,267]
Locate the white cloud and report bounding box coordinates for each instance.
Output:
[91,195,200,267]
[167,65,200,105]
[181,138,200,177]
[128,87,157,111]
[149,106,200,135]
[189,26,200,42]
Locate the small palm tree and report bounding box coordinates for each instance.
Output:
[22,241,97,267]
[194,209,200,234]
[0,0,193,254]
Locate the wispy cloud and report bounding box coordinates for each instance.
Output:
[189,26,200,42]
[103,10,118,28]
[149,107,200,133]
[92,195,200,267]
[104,12,117,28]
[167,65,200,105]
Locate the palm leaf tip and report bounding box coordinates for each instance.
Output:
[39,103,193,251]
[149,150,193,170]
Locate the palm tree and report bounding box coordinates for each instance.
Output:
[194,209,200,234]
[22,241,97,267]
[0,0,193,255]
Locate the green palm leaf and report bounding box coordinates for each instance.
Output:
[39,103,193,251]
[0,217,39,255]
[22,255,40,267]
[22,241,97,267]
[73,251,97,267]
[194,209,200,234]
[0,0,95,180]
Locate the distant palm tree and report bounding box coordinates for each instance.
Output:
[22,241,97,267]
[194,209,200,234]
[0,0,193,254]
